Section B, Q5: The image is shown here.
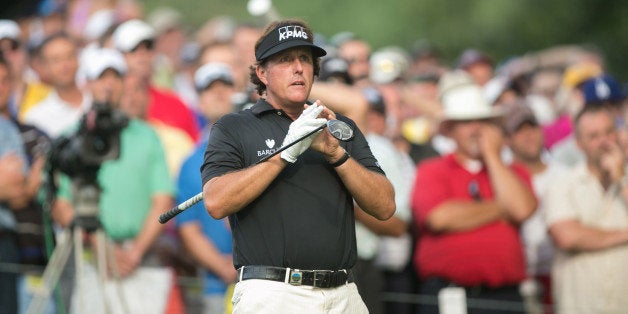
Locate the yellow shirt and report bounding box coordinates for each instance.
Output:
[18,82,51,122]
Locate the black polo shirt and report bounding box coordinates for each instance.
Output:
[200,99,384,270]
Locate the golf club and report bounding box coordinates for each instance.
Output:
[158,119,354,224]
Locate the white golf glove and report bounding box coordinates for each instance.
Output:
[280,104,327,163]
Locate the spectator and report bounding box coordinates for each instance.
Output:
[408,39,445,79]
[0,114,27,314]
[353,87,416,314]
[0,51,52,312]
[503,100,567,313]
[176,62,238,314]
[318,56,353,86]
[113,19,197,178]
[369,46,411,140]
[457,48,494,86]
[551,74,625,167]
[543,62,602,151]
[411,71,536,314]
[336,34,372,87]
[52,48,180,313]
[147,6,187,89]
[545,104,628,314]
[112,18,200,142]
[399,74,443,164]
[0,19,49,121]
[23,32,91,138]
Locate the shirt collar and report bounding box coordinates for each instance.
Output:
[250,98,279,116]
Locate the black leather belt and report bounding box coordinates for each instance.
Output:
[237,265,353,288]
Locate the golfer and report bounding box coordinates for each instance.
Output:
[200,18,395,313]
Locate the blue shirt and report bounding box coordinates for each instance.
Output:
[0,116,27,230]
[175,140,233,296]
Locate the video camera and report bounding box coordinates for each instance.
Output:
[49,101,129,182]
[47,102,128,231]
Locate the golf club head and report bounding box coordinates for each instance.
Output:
[327,120,354,141]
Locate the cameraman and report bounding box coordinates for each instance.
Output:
[52,48,177,313]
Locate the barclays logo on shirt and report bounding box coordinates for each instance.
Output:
[257,138,278,157]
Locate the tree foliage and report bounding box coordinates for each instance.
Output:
[148,0,628,80]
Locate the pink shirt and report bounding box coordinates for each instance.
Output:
[542,114,572,149]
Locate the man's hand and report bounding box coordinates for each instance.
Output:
[280,103,327,163]
[0,153,26,202]
[310,102,345,161]
[601,141,625,185]
[111,242,142,278]
[478,124,504,160]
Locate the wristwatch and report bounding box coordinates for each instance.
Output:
[330,150,350,167]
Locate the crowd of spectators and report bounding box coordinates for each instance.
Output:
[1,1,628,313]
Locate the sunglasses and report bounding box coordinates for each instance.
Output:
[130,40,154,53]
[468,180,482,201]
[0,39,20,52]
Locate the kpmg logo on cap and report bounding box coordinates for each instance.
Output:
[278,25,308,42]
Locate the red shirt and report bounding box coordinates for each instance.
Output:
[148,86,199,142]
[411,154,530,287]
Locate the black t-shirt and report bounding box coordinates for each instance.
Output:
[201,99,384,270]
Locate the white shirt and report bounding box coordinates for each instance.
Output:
[545,162,628,314]
[355,133,415,269]
[521,162,567,276]
[23,90,92,138]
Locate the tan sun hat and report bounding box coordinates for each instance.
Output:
[439,70,502,121]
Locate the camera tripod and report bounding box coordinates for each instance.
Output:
[26,180,130,314]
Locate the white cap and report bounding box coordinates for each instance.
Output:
[194,62,233,91]
[369,46,410,84]
[83,9,115,42]
[112,19,155,52]
[0,20,20,41]
[81,48,127,80]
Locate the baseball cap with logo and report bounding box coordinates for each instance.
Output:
[0,20,20,41]
[82,48,127,80]
[112,19,156,53]
[369,46,410,84]
[255,23,326,61]
[194,62,234,91]
[580,74,624,105]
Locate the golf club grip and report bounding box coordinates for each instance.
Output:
[256,123,327,164]
[158,122,336,224]
[158,192,204,224]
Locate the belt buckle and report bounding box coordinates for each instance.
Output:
[289,269,302,285]
[313,270,332,288]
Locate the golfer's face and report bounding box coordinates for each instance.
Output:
[260,46,314,107]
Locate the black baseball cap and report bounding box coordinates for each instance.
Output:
[255,24,327,61]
